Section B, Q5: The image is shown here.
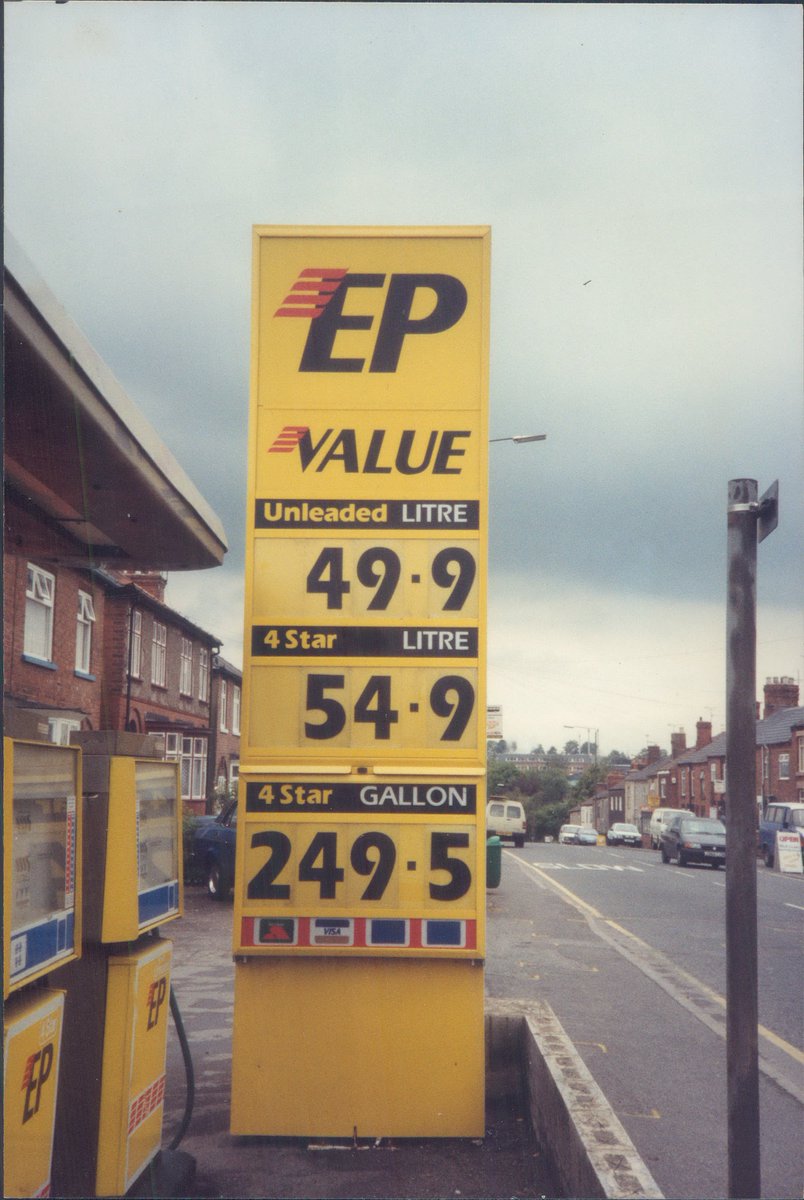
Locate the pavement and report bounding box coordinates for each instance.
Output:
[160,889,561,1200]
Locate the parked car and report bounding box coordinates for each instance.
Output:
[558,824,581,844]
[660,815,726,868]
[759,802,804,867]
[606,822,642,847]
[649,807,689,849]
[193,800,237,898]
[486,799,527,847]
[576,827,599,845]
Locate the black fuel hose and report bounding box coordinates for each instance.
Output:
[168,983,195,1150]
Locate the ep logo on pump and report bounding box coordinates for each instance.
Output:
[275,269,468,373]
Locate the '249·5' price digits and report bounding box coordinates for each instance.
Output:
[245,825,474,906]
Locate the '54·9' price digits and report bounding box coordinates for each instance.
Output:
[305,672,474,741]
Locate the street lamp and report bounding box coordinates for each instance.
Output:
[564,725,599,764]
[489,433,547,443]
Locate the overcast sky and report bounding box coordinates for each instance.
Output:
[5,1,802,756]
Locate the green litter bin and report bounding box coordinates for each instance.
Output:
[486,836,502,889]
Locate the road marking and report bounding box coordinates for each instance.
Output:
[784,902,804,913]
[575,1039,608,1054]
[509,852,804,1101]
[526,861,644,873]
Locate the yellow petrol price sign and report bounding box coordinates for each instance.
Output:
[232,227,489,1138]
[233,776,484,958]
[242,229,488,768]
[238,226,489,959]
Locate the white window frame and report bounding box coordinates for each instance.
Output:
[24,563,55,662]
[219,679,228,732]
[232,685,241,735]
[130,609,143,679]
[198,647,209,702]
[49,717,80,746]
[75,589,96,674]
[151,621,167,687]
[166,733,208,801]
[778,753,790,781]
[179,637,193,696]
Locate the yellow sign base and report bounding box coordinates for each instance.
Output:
[230,957,485,1137]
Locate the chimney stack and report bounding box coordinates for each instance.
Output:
[695,719,712,750]
[763,676,799,717]
[646,744,662,764]
[670,730,687,760]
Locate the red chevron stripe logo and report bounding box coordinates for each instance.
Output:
[275,268,348,318]
[267,425,309,453]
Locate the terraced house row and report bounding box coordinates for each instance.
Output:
[585,678,803,835]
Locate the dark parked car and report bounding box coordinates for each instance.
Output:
[576,827,599,845]
[193,801,237,898]
[606,822,642,847]
[660,815,726,868]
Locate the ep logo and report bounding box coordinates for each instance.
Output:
[21,1044,54,1124]
[146,976,168,1030]
[275,269,468,373]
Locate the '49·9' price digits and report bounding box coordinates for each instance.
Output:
[308,546,475,611]
[305,672,474,741]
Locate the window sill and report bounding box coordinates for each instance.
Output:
[74,670,96,682]
[23,654,57,670]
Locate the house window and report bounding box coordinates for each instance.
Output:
[49,717,80,746]
[798,737,804,774]
[219,680,228,732]
[180,637,193,695]
[75,590,96,675]
[130,610,142,678]
[710,762,718,781]
[165,733,208,801]
[778,754,790,781]
[232,686,241,735]
[192,737,207,799]
[198,647,209,702]
[680,771,687,798]
[151,621,167,687]
[24,564,55,662]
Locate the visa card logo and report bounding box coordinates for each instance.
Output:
[311,918,354,946]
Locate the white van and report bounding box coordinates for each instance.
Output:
[649,807,688,849]
[486,798,527,847]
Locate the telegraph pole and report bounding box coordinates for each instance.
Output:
[725,477,777,1199]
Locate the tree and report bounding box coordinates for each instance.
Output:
[487,759,523,792]
[529,799,574,841]
[564,739,579,754]
[573,762,607,802]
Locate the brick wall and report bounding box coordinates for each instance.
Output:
[3,545,104,730]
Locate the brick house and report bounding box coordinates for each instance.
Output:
[757,678,803,809]
[99,570,226,815]
[4,231,227,810]
[3,523,106,742]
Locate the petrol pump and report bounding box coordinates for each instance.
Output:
[45,732,183,1197]
[230,226,490,1137]
[3,736,82,1197]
